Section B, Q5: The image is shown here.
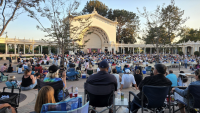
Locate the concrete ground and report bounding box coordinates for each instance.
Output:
[0,60,195,113]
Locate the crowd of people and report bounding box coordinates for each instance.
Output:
[0,53,200,113]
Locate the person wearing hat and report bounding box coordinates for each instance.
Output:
[5,76,18,88]
[86,60,117,113]
[120,69,138,91]
[129,64,172,113]
[43,64,66,91]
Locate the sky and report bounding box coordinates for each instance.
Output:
[2,0,200,42]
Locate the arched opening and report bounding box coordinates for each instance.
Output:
[186,46,192,55]
[82,26,109,54]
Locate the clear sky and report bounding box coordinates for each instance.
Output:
[3,0,200,41]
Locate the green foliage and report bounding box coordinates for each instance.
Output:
[82,0,109,17]
[179,51,184,56]
[194,51,200,56]
[108,9,140,43]
[178,28,200,43]
[82,1,139,44]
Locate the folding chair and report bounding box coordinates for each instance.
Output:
[129,85,171,113]
[37,79,68,102]
[174,85,200,113]
[0,71,8,82]
[84,82,115,113]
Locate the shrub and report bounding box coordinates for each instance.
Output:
[194,51,200,56]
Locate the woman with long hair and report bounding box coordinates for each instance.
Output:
[34,86,56,113]
[21,68,37,90]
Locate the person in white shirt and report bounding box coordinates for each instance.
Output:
[120,69,138,90]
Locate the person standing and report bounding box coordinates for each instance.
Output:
[9,55,12,64]
[184,58,188,69]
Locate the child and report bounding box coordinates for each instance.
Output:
[177,71,188,87]
[76,67,82,79]
[42,67,48,77]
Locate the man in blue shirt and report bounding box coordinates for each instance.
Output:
[184,58,188,69]
[166,70,177,87]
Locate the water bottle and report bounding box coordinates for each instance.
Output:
[117,90,121,100]
[75,87,78,93]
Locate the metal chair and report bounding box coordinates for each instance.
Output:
[174,85,200,113]
[84,82,115,113]
[129,85,171,113]
[37,79,68,102]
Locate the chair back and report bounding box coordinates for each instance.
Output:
[188,85,200,108]
[146,66,152,71]
[142,85,170,108]
[84,83,115,107]
[37,79,64,102]
[64,101,89,113]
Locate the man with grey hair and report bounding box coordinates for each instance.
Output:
[130,64,172,113]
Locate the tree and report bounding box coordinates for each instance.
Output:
[25,0,92,65]
[108,9,140,43]
[178,28,200,43]
[138,0,188,55]
[82,1,140,44]
[0,0,42,37]
[82,0,109,17]
[194,51,200,56]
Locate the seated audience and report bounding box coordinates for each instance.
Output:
[121,69,138,90]
[21,69,37,91]
[7,64,14,73]
[34,86,56,113]
[59,65,65,78]
[133,69,143,87]
[17,64,23,74]
[166,70,178,87]
[172,69,200,113]
[86,60,117,113]
[112,68,122,90]
[130,64,172,113]
[1,63,7,72]
[0,103,16,113]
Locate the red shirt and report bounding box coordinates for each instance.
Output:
[35,66,43,73]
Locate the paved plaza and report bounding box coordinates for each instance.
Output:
[0,60,195,113]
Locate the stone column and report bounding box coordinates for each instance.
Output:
[123,47,125,54]
[41,46,43,54]
[144,47,146,54]
[28,45,30,53]
[150,47,152,54]
[163,48,164,54]
[48,46,51,54]
[5,43,7,54]
[57,47,59,54]
[24,44,25,54]
[128,47,129,54]
[14,44,16,54]
[18,45,20,54]
[32,45,34,54]
[38,45,40,54]
[169,48,170,54]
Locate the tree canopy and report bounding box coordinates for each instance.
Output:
[82,0,109,17]
[82,0,140,44]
